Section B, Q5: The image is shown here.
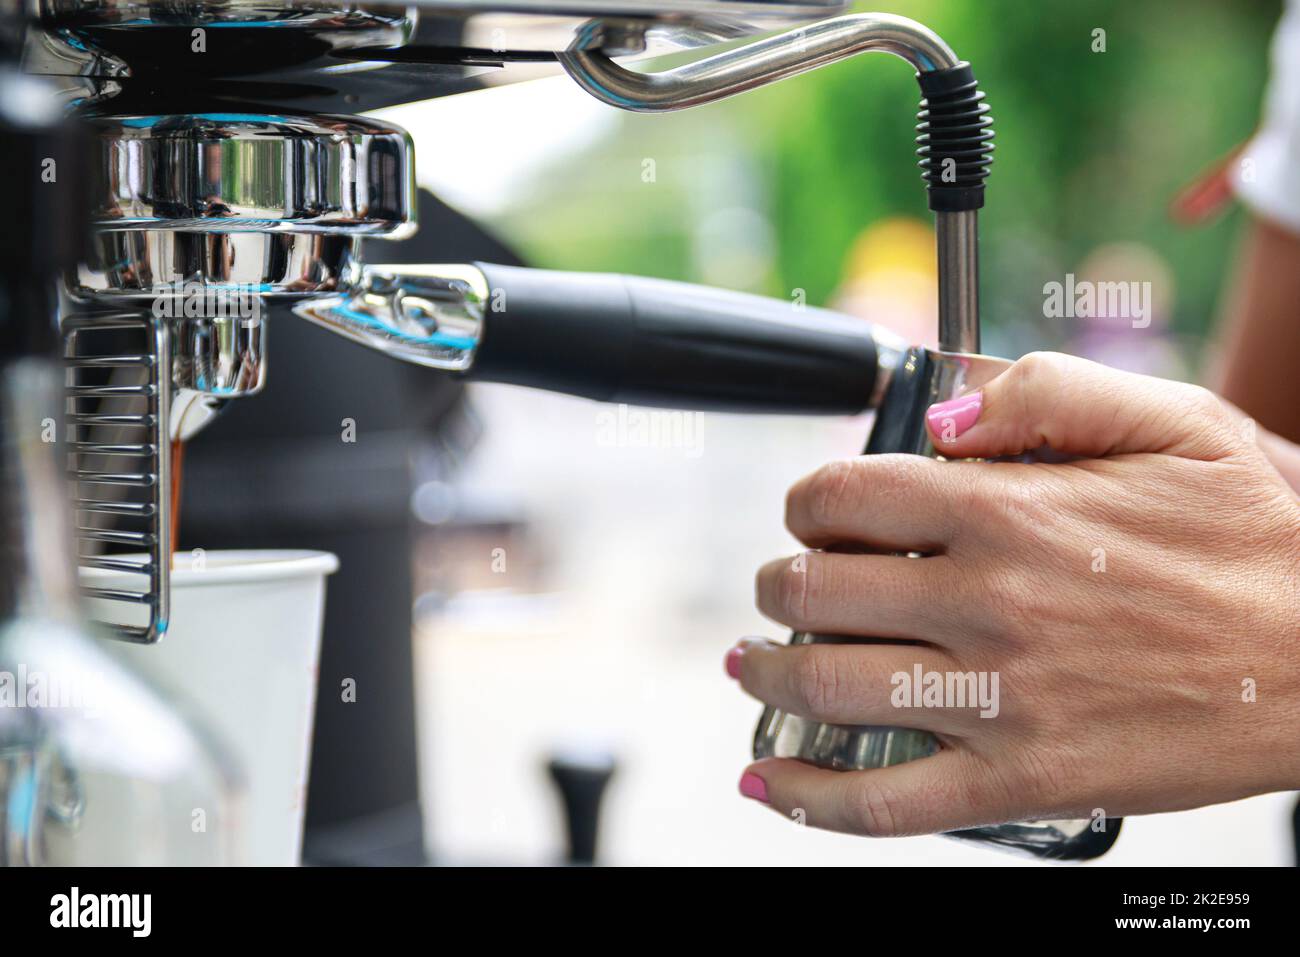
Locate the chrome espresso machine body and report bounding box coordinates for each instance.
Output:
[6,0,1120,861]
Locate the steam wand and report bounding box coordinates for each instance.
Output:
[558,12,993,355]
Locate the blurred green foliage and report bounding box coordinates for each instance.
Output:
[492,0,1279,353]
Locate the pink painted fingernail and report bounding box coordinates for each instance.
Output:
[925,391,983,445]
[724,644,744,679]
[739,772,769,804]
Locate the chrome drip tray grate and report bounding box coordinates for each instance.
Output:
[63,312,171,643]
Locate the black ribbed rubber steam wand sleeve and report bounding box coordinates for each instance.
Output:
[466,263,881,415]
[915,62,994,212]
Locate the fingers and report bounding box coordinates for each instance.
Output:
[923,351,1241,462]
[755,551,959,641]
[784,454,972,551]
[729,638,983,731]
[738,752,1007,837]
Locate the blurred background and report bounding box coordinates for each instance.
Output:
[363,0,1294,864]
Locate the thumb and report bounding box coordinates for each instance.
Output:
[923,351,1240,461]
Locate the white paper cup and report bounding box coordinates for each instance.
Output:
[84,549,339,866]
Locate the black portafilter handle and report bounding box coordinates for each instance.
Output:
[546,750,617,866]
[467,263,882,415]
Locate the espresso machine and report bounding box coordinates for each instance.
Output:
[2,0,1120,862]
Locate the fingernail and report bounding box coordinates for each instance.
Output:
[738,771,769,804]
[726,637,764,679]
[925,391,983,444]
[724,644,745,679]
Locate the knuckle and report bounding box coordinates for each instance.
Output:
[1016,350,1072,380]
[1010,351,1057,389]
[1182,383,1224,416]
[1148,384,1236,455]
[874,453,930,498]
[800,459,860,530]
[773,560,812,628]
[1180,384,1232,430]
[977,565,1039,638]
[994,473,1061,542]
[850,778,907,837]
[1007,351,1073,411]
[789,646,839,717]
[951,471,1034,550]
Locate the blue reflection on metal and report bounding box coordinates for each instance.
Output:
[331,303,476,351]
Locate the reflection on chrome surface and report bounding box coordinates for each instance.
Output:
[86,113,414,235]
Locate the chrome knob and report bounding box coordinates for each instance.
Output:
[87,112,415,235]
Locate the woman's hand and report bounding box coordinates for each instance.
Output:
[728,352,1300,837]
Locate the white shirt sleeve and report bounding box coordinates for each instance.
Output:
[1234,0,1300,233]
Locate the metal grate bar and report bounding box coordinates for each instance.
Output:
[76,526,157,546]
[77,555,155,574]
[82,586,156,604]
[69,470,156,487]
[74,498,156,516]
[105,623,155,643]
[68,441,157,456]
[65,355,157,369]
[64,311,171,643]
[67,413,157,427]
[67,384,156,399]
